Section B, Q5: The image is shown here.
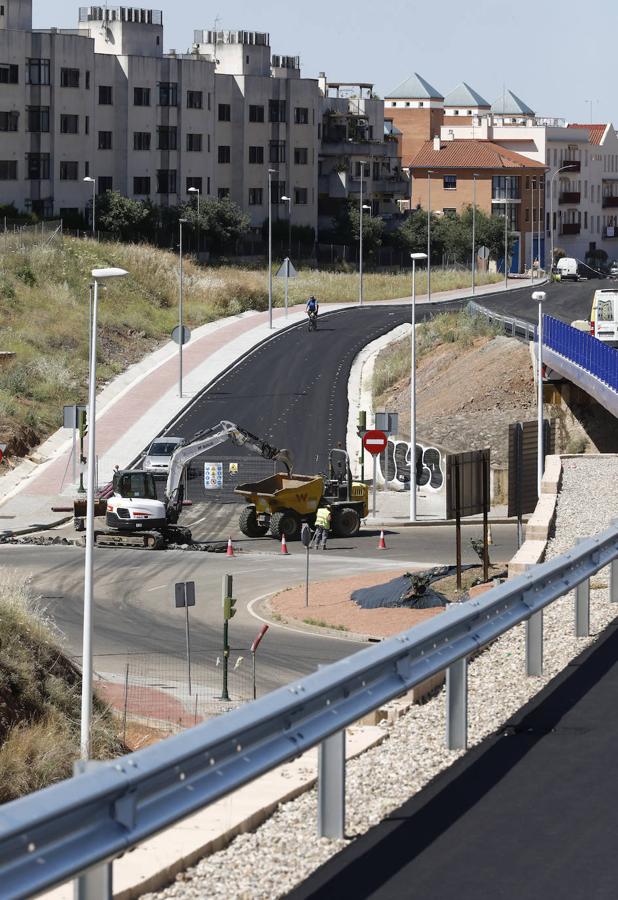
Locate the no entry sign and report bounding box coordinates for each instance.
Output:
[362,430,388,456]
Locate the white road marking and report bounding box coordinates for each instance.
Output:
[246,592,358,643]
[145,584,167,592]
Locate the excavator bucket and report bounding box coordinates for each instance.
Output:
[275,448,294,475]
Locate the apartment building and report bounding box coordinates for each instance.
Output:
[0,2,406,233]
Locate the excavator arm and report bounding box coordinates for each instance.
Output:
[164,420,293,519]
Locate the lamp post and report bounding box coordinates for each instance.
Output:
[83,176,96,237]
[178,218,188,398]
[472,174,479,294]
[281,194,292,258]
[81,266,129,760]
[549,164,577,275]
[409,252,428,523]
[363,203,372,218]
[427,170,433,301]
[359,160,366,305]
[188,186,200,253]
[533,290,546,497]
[267,168,276,329]
[504,182,509,288]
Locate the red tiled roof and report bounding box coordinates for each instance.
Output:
[408,139,546,171]
[567,124,608,145]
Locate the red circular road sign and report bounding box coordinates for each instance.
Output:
[362,429,388,456]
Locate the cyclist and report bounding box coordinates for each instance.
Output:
[306,295,319,320]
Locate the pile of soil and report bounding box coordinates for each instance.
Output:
[352,568,452,610]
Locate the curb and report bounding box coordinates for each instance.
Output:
[260,594,376,644]
[367,516,527,528]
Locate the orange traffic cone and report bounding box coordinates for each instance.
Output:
[378,530,387,550]
[226,536,234,557]
[280,533,290,555]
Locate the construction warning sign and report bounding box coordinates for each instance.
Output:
[204,462,224,489]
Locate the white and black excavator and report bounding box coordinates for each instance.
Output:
[93,421,292,549]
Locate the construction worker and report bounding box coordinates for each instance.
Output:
[311,504,331,550]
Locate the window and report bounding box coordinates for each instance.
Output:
[85,115,89,135]
[525,208,530,223]
[443,208,456,216]
[354,161,370,178]
[372,161,380,179]
[133,131,151,151]
[186,176,202,193]
[0,110,18,131]
[134,86,150,106]
[186,133,202,152]
[85,71,90,90]
[270,180,286,204]
[218,103,231,121]
[0,64,18,84]
[60,68,79,88]
[218,187,230,199]
[294,147,308,165]
[294,187,308,205]
[85,161,90,177]
[249,104,264,123]
[98,176,113,193]
[157,126,177,150]
[207,176,211,194]
[249,146,264,164]
[294,106,309,125]
[60,114,79,134]
[187,90,202,109]
[98,85,113,105]
[27,59,50,85]
[156,169,177,193]
[269,140,286,163]
[0,160,17,179]
[158,82,177,106]
[249,188,263,205]
[133,177,151,195]
[269,99,286,123]
[443,175,457,190]
[98,130,112,149]
[492,175,519,200]
[218,145,231,164]
[60,161,78,181]
[26,153,50,180]
[26,106,49,134]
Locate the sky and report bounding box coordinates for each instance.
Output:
[35,0,617,125]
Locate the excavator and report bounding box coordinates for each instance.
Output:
[91,421,292,549]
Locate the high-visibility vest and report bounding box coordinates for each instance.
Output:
[315,507,331,529]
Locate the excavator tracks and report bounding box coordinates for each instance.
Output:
[92,530,166,550]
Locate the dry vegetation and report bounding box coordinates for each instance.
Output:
[0,235,500,461]
[0,572,123,801]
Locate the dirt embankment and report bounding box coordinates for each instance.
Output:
[376,334,536,467]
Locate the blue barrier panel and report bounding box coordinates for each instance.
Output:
[543,316,618,391]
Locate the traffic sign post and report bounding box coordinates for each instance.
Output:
[275,258,297,318]
[363,430,388,517]
[174,581,196,696]
[221,574,236,701]
[250,624,269,700]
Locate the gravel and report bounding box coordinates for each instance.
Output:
[143,456,618,900]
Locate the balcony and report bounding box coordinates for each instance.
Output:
[559,191,581,204]
[560,223,581,235]
[319,141,390,158]
[602,196,618,208]
[561,160,581,173]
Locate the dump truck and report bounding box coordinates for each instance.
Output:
[236,449,368,540]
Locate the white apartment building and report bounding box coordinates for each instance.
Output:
[0,2,406,232]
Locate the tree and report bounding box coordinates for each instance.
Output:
[95,191,157,241]
[332,200,385,258]
[178,197,250,254]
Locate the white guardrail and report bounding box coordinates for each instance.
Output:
[467,300,537,341]
[1,525,617,899]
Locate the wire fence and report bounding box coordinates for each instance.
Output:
[83,651,255,737]
[0,219,63,252]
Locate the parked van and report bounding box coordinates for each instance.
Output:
[554,257,579,281]
[590,289,618,344]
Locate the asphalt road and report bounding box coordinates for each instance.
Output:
[480,277,601,325]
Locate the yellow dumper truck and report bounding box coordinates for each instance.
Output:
[235,449,369,540]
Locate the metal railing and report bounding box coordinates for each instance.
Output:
[467,300,536,341]
[0,525,617,898]
[544,316,618,391]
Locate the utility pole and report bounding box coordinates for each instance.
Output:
[221,574,236,701]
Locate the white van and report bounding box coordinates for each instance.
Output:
[555,257,579,281]
[590,289,618,344]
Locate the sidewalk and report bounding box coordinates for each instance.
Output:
[0,279,519,533]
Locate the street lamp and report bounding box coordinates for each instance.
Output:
[427,171,433,301]
[178,218,188,398]
[81,265,129,760]
[188,186,200,253]
[83,176,96,237]
[409,251,428,523]
[472,174,479,294]
[267,168,277,329]
[280,194,292,258]
[504,181,509,289]
[358,160,366,306]
[549,164,577,275]
[532,290,546,497]
[363,203,372,217]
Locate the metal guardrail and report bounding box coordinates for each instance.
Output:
[467,300,536,341]
[0,526,617,898]
[544,316,618,391]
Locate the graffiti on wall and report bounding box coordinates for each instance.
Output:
[378,440,445,494]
